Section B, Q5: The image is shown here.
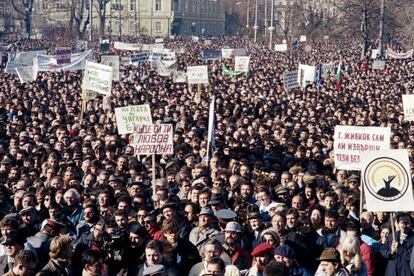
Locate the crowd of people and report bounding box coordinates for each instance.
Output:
[0,32,413,276]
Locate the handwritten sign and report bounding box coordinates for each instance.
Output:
[114,104,153,135]
[187,65,209,84]
[134,124,174,155]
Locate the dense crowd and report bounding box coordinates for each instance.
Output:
[0,33,413,276]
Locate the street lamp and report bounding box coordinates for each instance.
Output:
[268,0,274,49]
[253,0,258,43]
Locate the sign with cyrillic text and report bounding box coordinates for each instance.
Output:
[83,61,113,96]
[334,126,391,170]
[234,56,250,73]
[56,47,71,64]
[187,66,209,84]
[402,94,414,121]
[372,60,386,70]
[283,70,299,90]
[134,124,174,155]
[274,44,287,52]
[114,104,153,135]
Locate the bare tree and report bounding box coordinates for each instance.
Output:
[68,0,90,39]
[95,0,111,38]
[10,0,34,38]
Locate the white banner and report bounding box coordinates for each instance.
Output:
[101,55,120,81]
[174,71,187,83]
[114,41,142,51]
[362,149,414,212]
[402,94,414,121]
[5,62,25,75]
[299,35,307,42]
[283,70,300,91]
[234,56,250,73]
[155,38,164,43]
[274,44,288,52]
[158,59,177,77]
[12,50,47,66]
[15,66,37,84]
[34,50,92,72]
[388,49,413,59]
[114,104,153,135]
[372,60,386,70]
[187,65,209,84]
[192,36,200,42]
[298,64,316,87]
[83,61,113,96]
[322,63,335,79]
[150,49,176,68]
[134,124,174,155]
[56,47,71,64]
[221,48,246,59]
[334,126,391,170]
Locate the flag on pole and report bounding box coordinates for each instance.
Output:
[336,58,342,90]
[206,96,216,163]
[316,64,323,87]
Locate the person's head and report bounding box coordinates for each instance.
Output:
[82,249,104,276]
[324,210,339,231]
[161,219,179,246]
[340,236,362,270]
[49,235,73,261]
[113,209,128,229]
[397,213,412,234]
[161,204,177,220]
[274,245,295,268]
[63,188,80,207]
[360,211,374,229]
[263,260,288,276]
[201,239,222,262]
[286,208,299,230]
[261,230,280,248]
[145,240,164,266]
[198,207,215,228]
[323,191,338,210]
[2,231,25,257]
[205,257,226,276]
[0,217,19,238]
[318,248,342,276]
[247,212,263,231]
[224,222,241,247]
[11,250,37,276]
[271,211,286,234]
[345,221,361,238]
[128,223,148,248]
[251,243,274,268]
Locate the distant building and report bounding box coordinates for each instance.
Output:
[4,0,225,38]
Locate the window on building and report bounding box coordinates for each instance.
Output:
[155,0,161,11]
[42,1,47,9]
[155,21,162,32]
[130,0,135,11]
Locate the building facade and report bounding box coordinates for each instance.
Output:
[4,0,225,37]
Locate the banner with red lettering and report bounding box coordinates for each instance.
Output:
[134,124,174,155]
[334,126,391,170]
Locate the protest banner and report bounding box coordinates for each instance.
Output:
[150,49,176,68]
[173,71,187,83]
[283,70,299,90]
[388,49,413,59]
[298,64,316,87]
[101,55,120,81]
[114,104,152,135]
[222,65,245,77]
[192,36,199,42]
[56,47,71,64]
[83,61,113,96]
[34,50,92,72]
[203,50,221,60]
[402,94,414,121]
[322,63,335,79]
[204,40,212,46]
[15,66,37,84]
[100,41,110,52]
[155,38,164,43]
[334,125,391,170]
[371,49,381,59]
[114,41,142,51]
[372,60,386,70]
[5,62,25,75]
[221,48,246,59]
[187,66,209,84]
[291,39,299,51]
[11,50,47,66]
[130,52,149,64]
[82,89,97,101]
[300,35,307,42]
[134,124,174,155]
[234,56,250,73]
[158,60,177,77]
[324,35,329,40]
[362,149,414,212]
[274,44,288,52]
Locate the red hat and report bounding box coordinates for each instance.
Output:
[45,219,66,230]
[251,243,273,257]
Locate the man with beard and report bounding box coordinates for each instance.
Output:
[188,239,239,276]
[161,219,201,275]
[125,222,148,274]
[221,222,251,271]
[189,207,219,251]
[244,243,274,276]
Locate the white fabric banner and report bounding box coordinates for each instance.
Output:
[187,66,209,84]
[234,56,250,73]
[134,124,174,155]
[83,61,113,96]
[221,48,246,59]
[274,44,288,52]
[15,66,37,84]
[298,64,316,87]
[158,60,177,77]
[101,55,120,81]
[362,149,414,212]
[114,42,142,51]
[114,104,153,135]
[372,60,386,70]
[388,49,413,59]
[402,94,414,121]
[174,71,187,83]
[283,70,300,91]
[334,125,391,170]
[34,50,92,72]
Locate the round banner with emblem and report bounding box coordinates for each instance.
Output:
[364,157,410,202]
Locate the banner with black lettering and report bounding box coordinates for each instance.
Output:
[114,104,153,135]
[134,124,174,155]
[283,70,299,90]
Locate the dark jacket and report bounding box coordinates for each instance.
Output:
[36,259,71,276]
[380,230,414,276]
[171,238,201,275]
